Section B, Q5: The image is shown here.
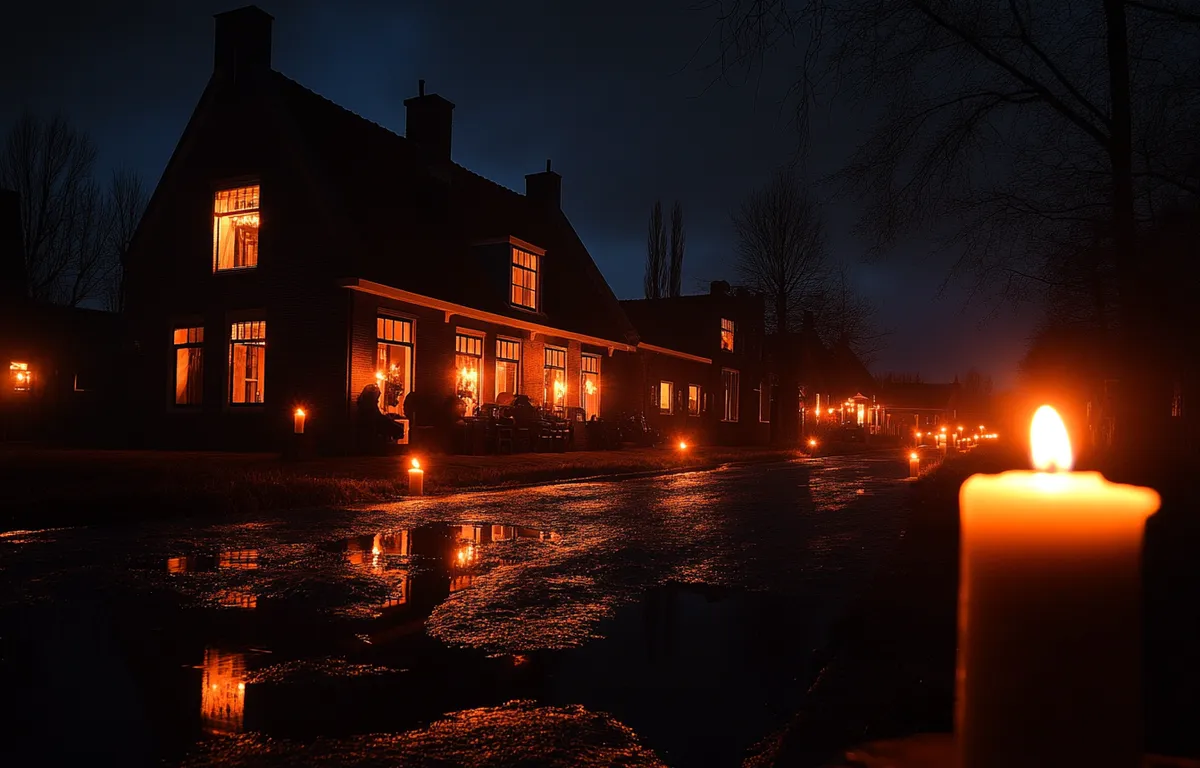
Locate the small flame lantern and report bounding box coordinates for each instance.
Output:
[908,451,920,478]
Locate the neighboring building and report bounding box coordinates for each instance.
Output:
[617,281,770,445]
[875,380,961,439]
[0,189,124,443]
[125,7,647,451]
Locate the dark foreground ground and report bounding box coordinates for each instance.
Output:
[0,453,913,767]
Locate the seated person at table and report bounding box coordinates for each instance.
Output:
[356,384,406,442]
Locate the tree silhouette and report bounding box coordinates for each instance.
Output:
[644,200,667,299]
[668,200,685,297]
[732,165,827,333]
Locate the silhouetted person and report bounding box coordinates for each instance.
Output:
[357,384,405,444]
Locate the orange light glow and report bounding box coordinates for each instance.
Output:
[295,408,305,418]
[410,458,421,470]
[678,441,688,450]
[941,427,947,433]
[1030,405,1073,472]
[584,379,596,395]
[375,371,385,381]
[808,438,818,448]
[910,452,918,461]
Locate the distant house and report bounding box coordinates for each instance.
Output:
[129,6,767,452]
[0,189,123,443]
[875,380,961,438]
[617,281,769,445]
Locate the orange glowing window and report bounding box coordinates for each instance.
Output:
[455,333,483,413]
[376,316,413,417]
[229,321,265,405]
[581,353,600,419]
[510,247,539,311]
[659,381,675,415]
[720,318,735,352]
[688,385,701,416]
[172,327,204,406]
[495,338,521,399]
[9,361,31,392]
[213,185,260,271]
[543,346,566,411]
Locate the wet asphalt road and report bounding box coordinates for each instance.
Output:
[0,452,911,767]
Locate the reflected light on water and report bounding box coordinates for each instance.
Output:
[201,648,246,735]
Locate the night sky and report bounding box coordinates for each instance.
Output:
[2,0,1037,388]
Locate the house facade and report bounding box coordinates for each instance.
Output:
[617,282,770,445]
[125,7,643,452]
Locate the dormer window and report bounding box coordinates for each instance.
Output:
[720,318,735,352]
[214,185,260,271]
[510,247,539,311]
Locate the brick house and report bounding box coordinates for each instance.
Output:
[616,281,770,445]
[124,6,645,451]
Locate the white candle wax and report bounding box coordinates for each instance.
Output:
[408,458,424,496]
[956,407,1160,768]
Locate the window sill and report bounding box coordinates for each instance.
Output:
[214,266,259,275]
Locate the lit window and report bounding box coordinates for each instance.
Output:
[688,385,701,416]
[581,354,600,419]
[511,248,539,311]
[455,333,483,414]
[229,321,265,404]
[496,338,521,400]
[376,316,414,417]
[720,318,735,352]
[721,368,740,422]
[543,346,566,411]
[9,361,31,392]
[213,185,260,271]
[758,381,771,423]
[173,327,204,405]
[659,381,675,415]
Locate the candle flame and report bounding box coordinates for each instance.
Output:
[294,408,305,417]
[678,441,688,450]
[910,452,918,461]
[1030,405,1073,472]
[411,458,420,470]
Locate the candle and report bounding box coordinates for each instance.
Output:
[908,451,920,478]
[408,457,424,496]
[956,405,1160,768]
[293,408,306,434]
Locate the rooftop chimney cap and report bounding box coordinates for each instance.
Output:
[710,280,730,296]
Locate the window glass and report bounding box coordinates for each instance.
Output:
[173,326,204,405]
[496,338,521,400]
[722,368,740,422]
[455,333,483,415]
[659,381,674,415]
[511,248,539,310]
[376,317,414,416]
[214,186,260,271]
[229,321,265,404]
[688,385,701,416]
[581,354,600,419]
[543,346,566,411]
[720,318,735,352]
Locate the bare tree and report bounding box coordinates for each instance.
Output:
[732,165,827,333]
[644,200,667,299]
[669,200,686,297]
[103,167,148,312]
[703,0,1200,450]
[0,112,145,308]
[816,261,889,366]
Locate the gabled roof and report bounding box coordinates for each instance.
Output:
[268,73,637,345]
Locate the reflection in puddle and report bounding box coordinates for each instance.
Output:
[214,589,257,609]
[219,550,259,570]
[201,648,247,735]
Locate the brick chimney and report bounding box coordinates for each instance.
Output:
[525,159,561,210]
[0,189,27,303]
[404,80,455,161]
[214,6,273,82]
[710,280,730,297]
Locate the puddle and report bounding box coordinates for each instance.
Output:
[0,459,913,766]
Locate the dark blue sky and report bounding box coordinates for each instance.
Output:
[1,0,1037,387]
